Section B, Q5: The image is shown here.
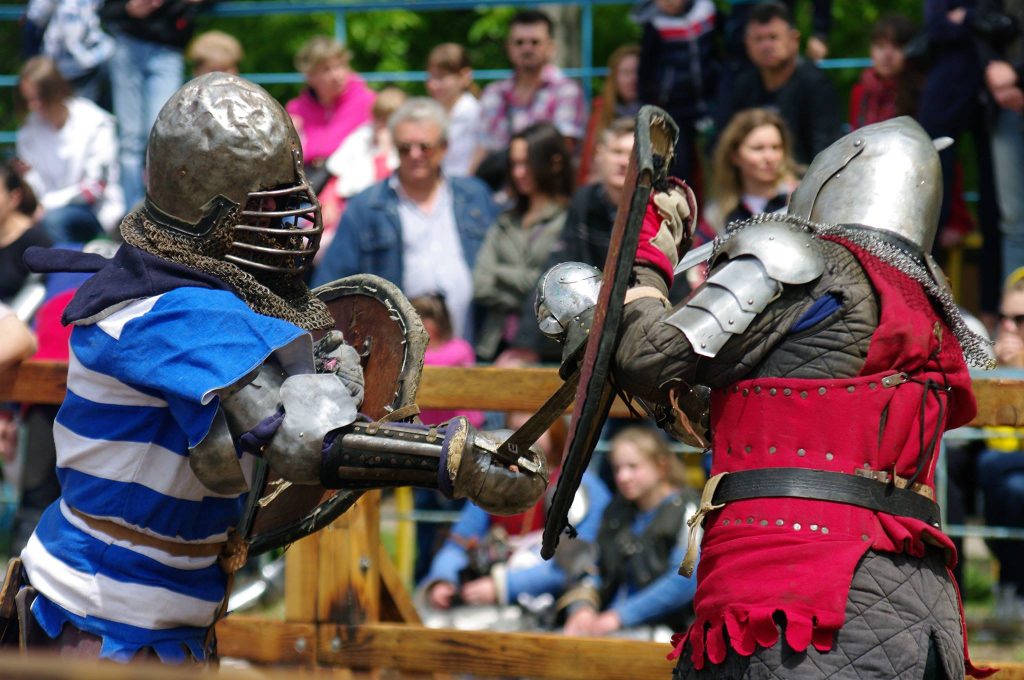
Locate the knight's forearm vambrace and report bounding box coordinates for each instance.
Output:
[319,422,446,491]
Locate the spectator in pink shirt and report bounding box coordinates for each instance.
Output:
[286,36,375,191]
[412,294,484,428]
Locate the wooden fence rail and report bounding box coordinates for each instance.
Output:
[4,362,1024,428]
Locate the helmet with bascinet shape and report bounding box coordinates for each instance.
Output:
[788,116,944,253]
[144,72,322,276]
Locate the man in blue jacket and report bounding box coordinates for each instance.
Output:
[313,97,498,340]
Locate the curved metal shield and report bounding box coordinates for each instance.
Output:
[541,106,679,560]
[244,275,428,556]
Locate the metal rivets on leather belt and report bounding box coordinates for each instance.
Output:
[711,468,942,528]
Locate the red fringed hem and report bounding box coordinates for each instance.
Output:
[667,608,839,670]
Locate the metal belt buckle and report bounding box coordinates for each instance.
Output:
[855,468,890,483]
[881,372,909,388]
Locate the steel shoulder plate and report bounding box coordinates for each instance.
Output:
[664,256,781,358]
[714,219,825,285]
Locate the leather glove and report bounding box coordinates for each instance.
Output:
[314,330,365,406]
[635,178,697,285]
[438,418,549,515]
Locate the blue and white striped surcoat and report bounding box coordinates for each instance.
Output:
[20,286,310,662]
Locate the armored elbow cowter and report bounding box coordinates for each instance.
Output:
[188,362,358,493]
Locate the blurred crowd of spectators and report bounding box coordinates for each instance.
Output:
[2,0,1024,635]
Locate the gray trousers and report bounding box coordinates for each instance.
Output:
[674,550,964,679]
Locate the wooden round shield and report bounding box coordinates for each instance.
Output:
[243,275,428,555]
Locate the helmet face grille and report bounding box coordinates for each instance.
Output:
[225,181,323,275]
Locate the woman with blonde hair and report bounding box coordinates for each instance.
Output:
[285,36,375,189]
[703,108,800,234]
[577,44,641,183]
[561,426,698,638]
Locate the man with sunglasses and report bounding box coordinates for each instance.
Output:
[314,97,498,340]
[472,9,585,172]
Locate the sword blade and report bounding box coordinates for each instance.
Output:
[494,367,581,465]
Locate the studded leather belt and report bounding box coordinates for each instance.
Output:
[679,467,942,577]
[711,468,941,527]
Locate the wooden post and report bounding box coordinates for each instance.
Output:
[285,533,320,623]
[316,490,381,677]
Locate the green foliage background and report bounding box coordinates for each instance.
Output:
[191,1,925,103]
[0,1,927,141]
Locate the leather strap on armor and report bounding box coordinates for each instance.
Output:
[711,468,941,525]
[679,468,942,579]
[69,506,225,559]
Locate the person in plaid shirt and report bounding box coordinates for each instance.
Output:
[474,10,585,172]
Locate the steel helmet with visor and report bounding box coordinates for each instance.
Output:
[144,72,322,276]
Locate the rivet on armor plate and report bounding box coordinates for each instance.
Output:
[769,236,775,240]
[754,386,762,394]
[810,524,819,531]
[728,319,735,325]
[797,448,806,456]
[821,527,829,534]
[847,386,855,393]
[742,388,749,396]
[768,446,777,454]
[800,391,808,399]
[825,452,834,461]
[818,387,827,395]
[760,519,768,526]
[783,388,792,396]
[776,519,784,526]
[793,523,801,530]
[747,298,754,305]
[769,388,777,396]
[701,342,707,348]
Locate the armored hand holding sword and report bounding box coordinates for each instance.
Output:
[0,73,547,663]
[534,111,995,679]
